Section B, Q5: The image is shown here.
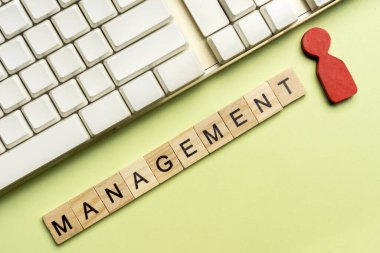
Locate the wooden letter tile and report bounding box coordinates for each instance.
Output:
[119,158,159,198]
[218,97,258,138]
[267,68,306,107]
[94,173,135,213]
[244,82,283,123]
[144,143,183,183]
[69,188,109,229]
[169,128,208,168]
[194,113,234,153]
[43,203,83,245]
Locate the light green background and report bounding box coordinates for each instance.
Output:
[1,0,379,252]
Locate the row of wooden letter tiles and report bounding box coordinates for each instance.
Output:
[43,68,305,244]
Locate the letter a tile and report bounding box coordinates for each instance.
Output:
[69,188,109,229]
[119,158,159,198]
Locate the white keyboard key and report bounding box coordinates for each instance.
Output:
[21,0,60,23]
[103,0,171,51]
[154,50,204,93]
[260,0,298,33]
[105,24,187,85]
[24,21,63,59]
[74,29,112,67]
[79,91,131,136]
[77,64,115,102]
[0,76,31,113]
[120,71,164,112]
[253,0,270,7]
[234,10,272,48]
[58,0,78,8]
[0,110,33,149]
[80,0,117,27]
[0,36,35,74]
[184,0,229,37]
[52,5,90,43]
[219,0,256,21]
[0,62,7,81]
[50,79,88,117]
[306,0,333,10]
[207,25,245,64]
[47,44,86,82]
[0,115,90,191]
[19,60,58,98]
[0,140,5,154]
[112,0,144,12]
[0,31,4,44]
[0,0,32,39]
[22,95,60,133]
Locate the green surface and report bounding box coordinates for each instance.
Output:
[1,0,379,252]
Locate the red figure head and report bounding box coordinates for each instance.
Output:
[302,28,331,58]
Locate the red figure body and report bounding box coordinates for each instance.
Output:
[302,28,358,104]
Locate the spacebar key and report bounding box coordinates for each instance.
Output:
[0,115,90,191]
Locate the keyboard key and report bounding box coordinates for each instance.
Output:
[50,79,88,117]
[0,76,31,113]
[19,60,58,98]
[0,114,90,191]
[0,140,5,154]
[58,0,78,8]
[0,62,7,81]
[79,0,117,27]
[219,0,256,21]
[260,0,298,33]
[52,5,90,43]
[77,64,115,102]
[47,44,86,82]
[74,29,112,67]
[21,0,60,23]
[0,110,33,149]
[207,25,245,64]
[0,31,4,44]
[0,0,32,39]
[22,95,60,133]
[184,0,229,37]
[103,0,171,51]
[0,36,35,74]
[24,21,63,59]
[104,24,187,85]
[154,50,204,93]
[253,0,270,7]
[306,0,333,10]
[112,0,144,12]
[234,10,272,48]
[120,71,164,112]
[79,91,131,136]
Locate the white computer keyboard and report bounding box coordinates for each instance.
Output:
[0,0,338,192]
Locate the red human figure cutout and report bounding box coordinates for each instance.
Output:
[302,28,358,104]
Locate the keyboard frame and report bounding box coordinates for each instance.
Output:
[0,0,341,195]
